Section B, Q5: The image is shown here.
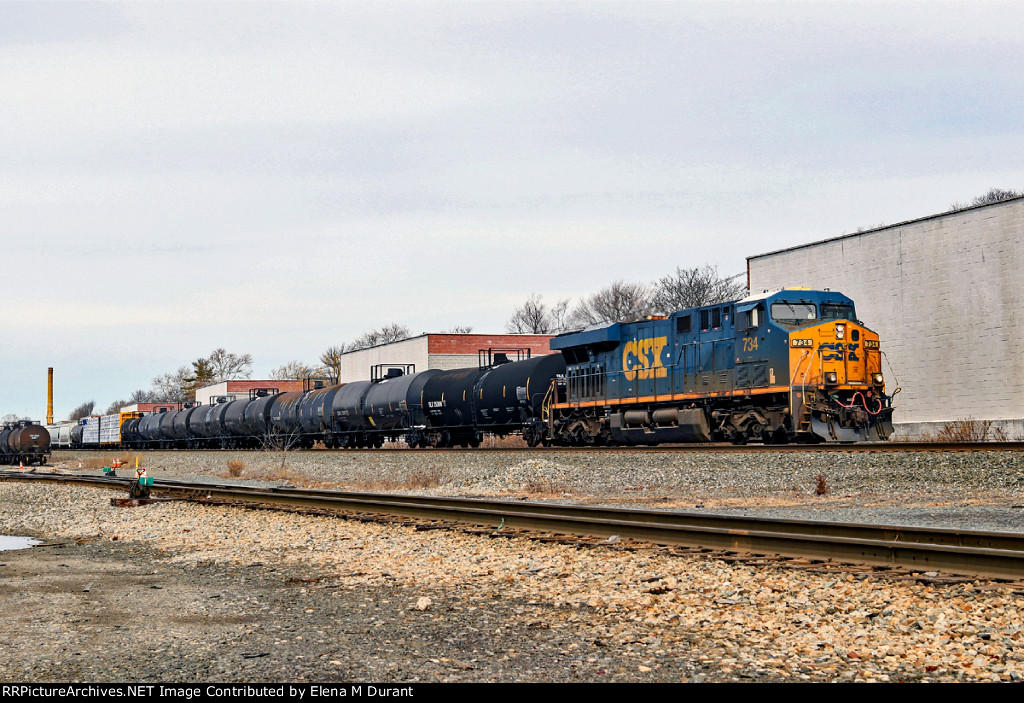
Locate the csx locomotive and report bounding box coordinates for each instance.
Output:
[44,288,894,451]
[536,287,894,445]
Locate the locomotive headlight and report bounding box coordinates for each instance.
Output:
[835,324,846,340]
[825,371,838,385]
[872,373,884,384]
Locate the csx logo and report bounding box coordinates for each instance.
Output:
[622,336,669,380]
[820,342,859,361]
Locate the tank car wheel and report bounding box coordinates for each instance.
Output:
[731,432,748,446]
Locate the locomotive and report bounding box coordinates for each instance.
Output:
[536,287,894,445]
[43,287,894,451]
[0,420,51,465]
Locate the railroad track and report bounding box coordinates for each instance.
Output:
[50,440,1024,456]
[4,469,1024,581]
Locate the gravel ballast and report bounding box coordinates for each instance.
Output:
[3,448,1024,682]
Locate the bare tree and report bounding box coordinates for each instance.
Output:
[349,323,413,351]
[69,401,95,422]
[319,345,346,383]
[650,265,747,314]
[949,187,1023,212]
[505,294,571,334]
[1,413,27,424]
[105,399,129,415]
[207,348,253,381]
[441,325,474,333]
[128,389,153,404]
[150,367,192,403]
[569,281,652,327]
[271,360,318,381]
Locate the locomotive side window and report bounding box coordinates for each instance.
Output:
[676,315,691,334]
[744,307,760,330]
[712,308,721,328]
[771,302,817,322]
[700,310,710,330]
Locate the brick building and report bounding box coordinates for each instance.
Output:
[747,196,1024,439]
[338,333,554,383]
[194,379,304,407]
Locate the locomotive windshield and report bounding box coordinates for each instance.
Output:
[820,303,855,320]
[770,301,857,326]
[770,302,817,323]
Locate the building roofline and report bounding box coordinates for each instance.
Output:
[747,195,1024,262]
[338,332,553,356]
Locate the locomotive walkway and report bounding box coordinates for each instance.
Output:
[4,469,1024,581]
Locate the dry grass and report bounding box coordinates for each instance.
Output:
[346,465,453,491]
[226,459,246,477]
[375,434,527,450]
[923,418,1005,443]
[814,472,829,496]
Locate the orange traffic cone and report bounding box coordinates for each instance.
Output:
[19,461,24,471]
[78,461,83,469]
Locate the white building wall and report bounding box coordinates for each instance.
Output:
[748,197,1024,437]
[339,336,430,383]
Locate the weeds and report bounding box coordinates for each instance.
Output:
[924,418,998,443]
[354,465,452,491]
[814,472,828,496]
[226,459,246,477]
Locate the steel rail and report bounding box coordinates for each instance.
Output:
[4,470,1024,580]
[49,441,1024,456]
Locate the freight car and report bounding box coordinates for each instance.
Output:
[54,351,565,451]
[0,420,51,465]
[536,288,894,445]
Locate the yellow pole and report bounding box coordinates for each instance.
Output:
[47,367,53,425]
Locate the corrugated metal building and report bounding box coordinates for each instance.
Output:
[339,334,554,383]
[746,196,1024,439]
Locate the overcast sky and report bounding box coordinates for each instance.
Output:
[3,1,1022,421]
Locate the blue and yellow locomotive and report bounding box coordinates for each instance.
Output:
[538,288,894,445]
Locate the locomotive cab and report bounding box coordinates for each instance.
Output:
[735,289,893,442]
